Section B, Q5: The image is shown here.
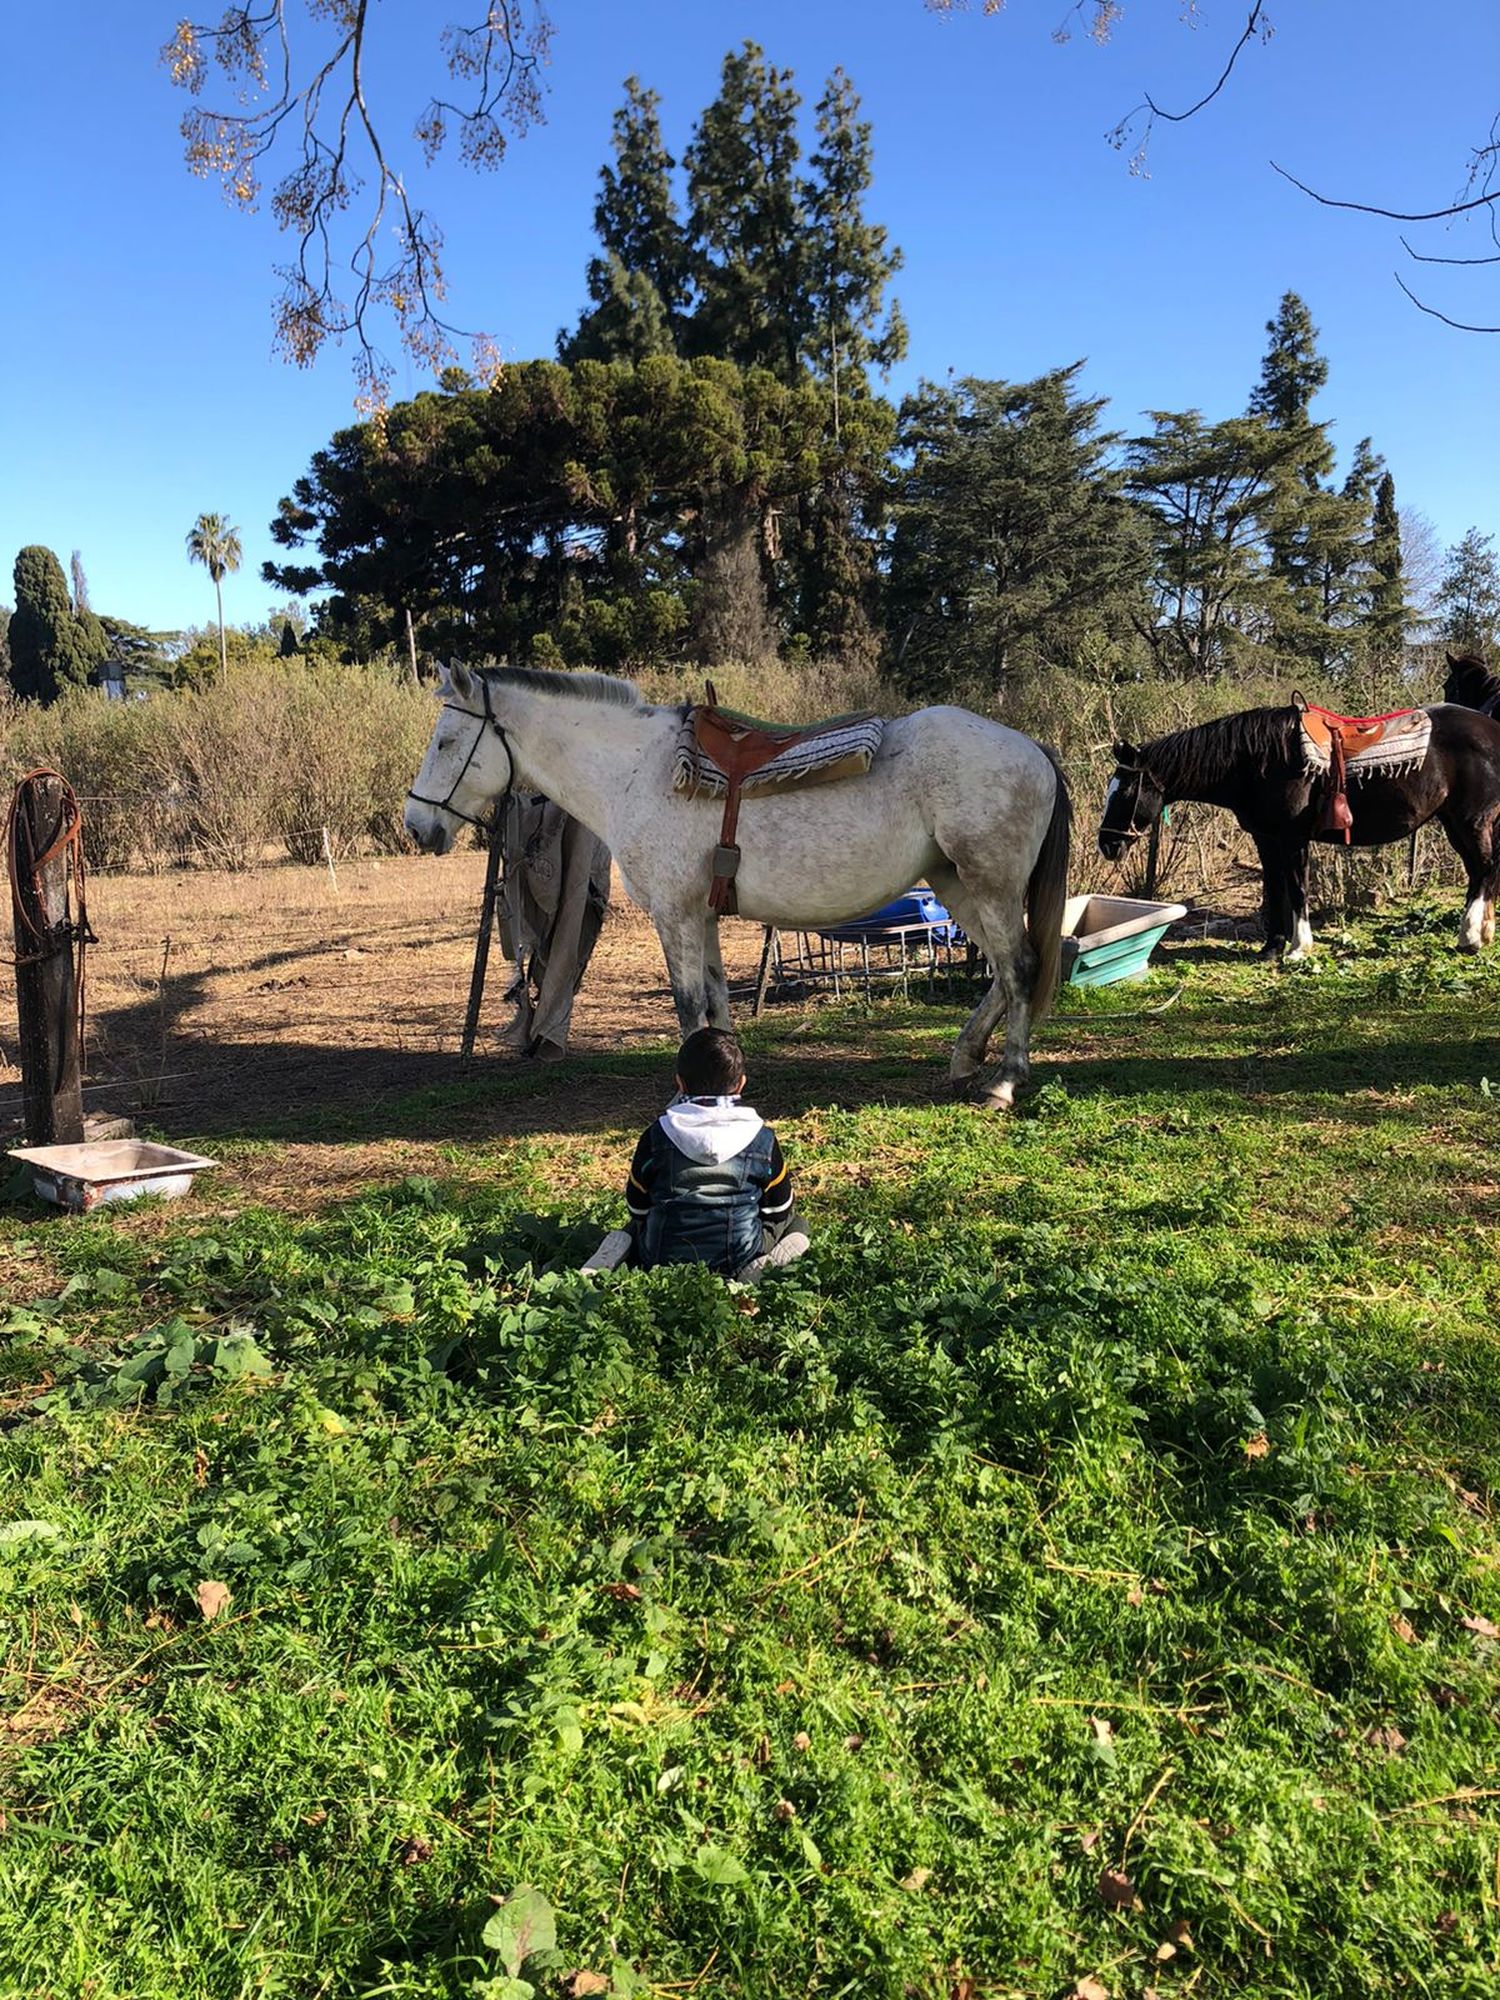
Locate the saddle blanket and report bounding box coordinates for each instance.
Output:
[672,708,885,800]
[1299,704,1431,780]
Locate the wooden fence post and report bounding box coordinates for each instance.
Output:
[9,773,86,1147]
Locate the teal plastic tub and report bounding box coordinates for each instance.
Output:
[1061,894,1187,986]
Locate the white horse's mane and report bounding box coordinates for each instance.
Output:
[475,664,648,713]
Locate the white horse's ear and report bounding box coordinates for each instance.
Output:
[450,662,475,703]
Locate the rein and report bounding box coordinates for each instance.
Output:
[1106,766,1166,844]
[406,678,513,833]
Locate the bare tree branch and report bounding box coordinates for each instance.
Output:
[1142,2,1270,124]
[1399,234,1500,269]
[163,1,551,402]
[1392,272,1500,336]
[1270,159,1500,225]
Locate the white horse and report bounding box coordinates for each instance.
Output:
[405,664,1070,1107]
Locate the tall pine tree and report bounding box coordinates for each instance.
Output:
[560,79,687,364]
[802,69,906,395]
[887,366,1149,696]
[683,44,809,381]
[1437,528,1500,653]
[1248,291,1367,671]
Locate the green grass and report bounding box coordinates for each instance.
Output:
[2,902,1499,2000]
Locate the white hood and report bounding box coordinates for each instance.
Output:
[659,1097,765,1165]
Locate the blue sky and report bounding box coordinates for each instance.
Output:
[4,2,1498,636]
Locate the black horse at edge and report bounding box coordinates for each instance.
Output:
[1098,653,1500,959]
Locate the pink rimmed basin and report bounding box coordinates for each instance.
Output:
[8,1139,216,1213]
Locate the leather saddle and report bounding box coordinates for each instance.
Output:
[1295,695,1425,842]
[689,683,877,914]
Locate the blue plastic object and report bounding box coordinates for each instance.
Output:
[820,889,959,943]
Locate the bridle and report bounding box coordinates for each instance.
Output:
[405,677,514,834]
[1101,764,1163,847]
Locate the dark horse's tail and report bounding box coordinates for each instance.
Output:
[1027,748,1072,1026]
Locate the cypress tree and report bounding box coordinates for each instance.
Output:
[9,544,102,703]
[683,43,809,381]
[1367,469,1407,663]
[561,79,687,364]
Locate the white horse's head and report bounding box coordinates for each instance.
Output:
[404,663,514,854]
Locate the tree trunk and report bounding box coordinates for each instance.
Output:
[215,575,227,681]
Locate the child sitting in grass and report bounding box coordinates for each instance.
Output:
[600,1027,807,1276]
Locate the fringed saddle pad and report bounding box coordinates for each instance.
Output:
[1298,704,1431,780]
[673,707,885,801]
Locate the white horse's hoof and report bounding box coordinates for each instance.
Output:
[981,1078,1018,1112]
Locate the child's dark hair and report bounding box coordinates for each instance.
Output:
[676,1027,745,1096]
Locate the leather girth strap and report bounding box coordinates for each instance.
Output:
[694,683,815,915]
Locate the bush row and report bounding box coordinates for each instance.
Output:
[0,654,1465,911]
[0,662,435,872]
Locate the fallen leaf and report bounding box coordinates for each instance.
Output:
[844,1733,864,1752]
[1098,1866,1136,1910]
[1436,1910,1460,1936]
[398,1835,433,1866]
[1154,1942,1177,1962]
[565,1973,610,1997]
[1244,1431,1271,1461]
[793,1730,812,1753]
[193,1446,208,1487]
[775,1678,797,1695]
[753,1735,772,1768]
[901,1866,932,1893]
[1166,1920,1194,1950]
[1074,1978,1110,2000]
[1148,1577,1169,1596]
[774,1798,796,1822]
[1079,1828,1100,1853]
[195,1580,231,1622]
[1364,1724,1408,1754]
[599,1581,642,1602]
[1461,1613,1500,1639]
[1126,1585,1144,1607]
[1087,1716,1115,1745]
[1391,1615,1419,1645]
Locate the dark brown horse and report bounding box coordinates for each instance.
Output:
[1099,702,1500,957]
[1443,649,1500,717]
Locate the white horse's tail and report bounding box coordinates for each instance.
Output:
[1026,750,1072,1026]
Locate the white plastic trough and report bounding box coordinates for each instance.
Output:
[7,1139,216,1213]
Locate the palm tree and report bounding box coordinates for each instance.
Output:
[185,513,242,679]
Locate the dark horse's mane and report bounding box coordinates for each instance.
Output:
[1143,705,1300,790]
[1443,652,1500,713]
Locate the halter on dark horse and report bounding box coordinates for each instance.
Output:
[1098,701,1500,957]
